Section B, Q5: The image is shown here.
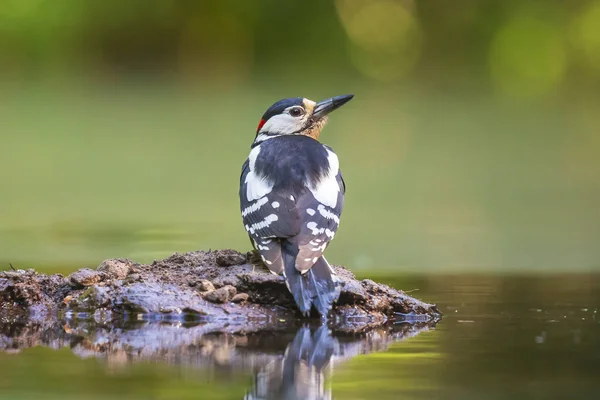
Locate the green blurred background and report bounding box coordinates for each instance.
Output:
[1,0,600,273]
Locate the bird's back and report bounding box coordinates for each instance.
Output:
[252,135,332,195]
[240,135,344,242]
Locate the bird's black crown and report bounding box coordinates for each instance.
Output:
[261,97,304,122]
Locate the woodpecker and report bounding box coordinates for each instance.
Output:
[239,94,353,317]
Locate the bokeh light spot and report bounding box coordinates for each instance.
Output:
[178,12,254,87]
[571,1,600,74]
[489,13,566,99]
[335,0,421,82]
[0,0,44,23]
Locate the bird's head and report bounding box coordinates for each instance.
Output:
[253,94,354,145]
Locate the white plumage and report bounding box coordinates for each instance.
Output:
[245,146,273,201]
[308,149,340,208]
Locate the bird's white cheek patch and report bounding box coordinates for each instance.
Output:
[259,114,304,135]
[308,149,340,208]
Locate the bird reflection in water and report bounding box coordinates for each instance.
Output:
[0,317,437,399]
[245,326,335,400]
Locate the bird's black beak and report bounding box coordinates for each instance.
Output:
[313,94,354,119]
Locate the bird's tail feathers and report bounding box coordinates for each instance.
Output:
[309,256,342,316]
[282,244,312,315]
[282,242,341,317]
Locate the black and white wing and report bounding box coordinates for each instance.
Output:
[292,148,345,273]
[239,158,297,274]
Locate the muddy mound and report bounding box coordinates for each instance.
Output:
[1,249,440,329]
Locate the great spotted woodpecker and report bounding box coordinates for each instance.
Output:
[239,94,353,317]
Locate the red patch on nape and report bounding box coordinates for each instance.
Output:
[256,119,266,133]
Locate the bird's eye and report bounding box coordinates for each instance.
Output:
[289,107,304,117]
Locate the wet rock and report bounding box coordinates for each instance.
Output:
[113,282,213,316]
[68,269,102,288]
[215,249,247,267]
[73,286,112,310]
[204,285,237,303]
[197,279,215,292]
[0,271,43,306]
[97,259,131,280]
[231,293,249,303]
[1,270,66,310]
[338,278,368,304]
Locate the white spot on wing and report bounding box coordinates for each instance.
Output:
[247,214,279,234]
[307,221,325,235]
[271,201,280,208]
[242,196,268,217]
[309,239,327,252]
[306,208,315,216]
[317,204,340,224]
[258,244,270,250]
[310,243,327,252]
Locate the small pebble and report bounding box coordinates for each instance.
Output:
[198,279,215,292]
[231,293,249,303]
[204,285,237,303]
[97,259,131,280]
[68,269,102,287]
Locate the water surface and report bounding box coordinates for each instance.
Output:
[1,274,598,399]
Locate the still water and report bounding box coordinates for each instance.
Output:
[1,274,598,399]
